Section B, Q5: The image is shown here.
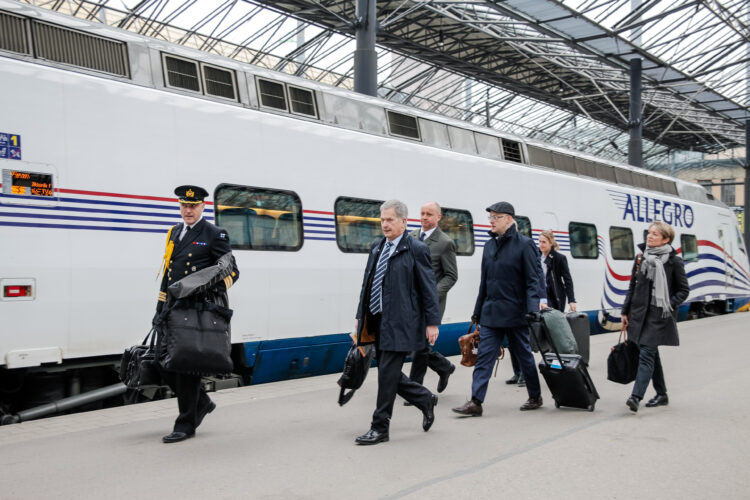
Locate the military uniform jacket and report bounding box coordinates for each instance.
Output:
[158,218,239,310]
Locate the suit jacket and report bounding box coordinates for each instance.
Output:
[157,218,239,310]
[409,227,457,318]
[472,224,544,328]
[355,234,441,352]
[543,248,576,311]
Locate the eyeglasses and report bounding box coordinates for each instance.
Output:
[488,214,508,221]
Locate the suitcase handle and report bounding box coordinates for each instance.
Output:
[527,311,565,368]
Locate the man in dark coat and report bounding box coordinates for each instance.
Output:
[155,185,239,443]
[453,201,546,417]
[353,199,441,445]
[406,202,458,394]
[621,221,689,412]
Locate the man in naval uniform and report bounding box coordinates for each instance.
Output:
[155,185,239,443]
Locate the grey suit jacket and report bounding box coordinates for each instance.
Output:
[409,227,458,319]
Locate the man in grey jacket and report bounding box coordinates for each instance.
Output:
[407,202,458,394]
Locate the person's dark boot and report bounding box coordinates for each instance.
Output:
[645,394,669,407]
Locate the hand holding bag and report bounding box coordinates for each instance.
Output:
[160,299,234,375]
[607,330,640,384]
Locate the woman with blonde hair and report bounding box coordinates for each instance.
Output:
[621,221,689,412]
[538,230,577,312]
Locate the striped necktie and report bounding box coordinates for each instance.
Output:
[369,241,394,315]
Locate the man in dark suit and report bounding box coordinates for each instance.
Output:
[353,199,441,445]
[452,201,546,417]
[407,202,457,394]
[155,185,239,443]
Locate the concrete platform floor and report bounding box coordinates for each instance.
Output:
[1,314,748,499]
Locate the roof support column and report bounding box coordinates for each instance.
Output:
[628,57,643,168]
[354,0,377,97]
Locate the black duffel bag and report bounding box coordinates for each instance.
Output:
[607,331,640,384]
[120,328,161,389]
[160,299,234,375]
[337,339,375,406]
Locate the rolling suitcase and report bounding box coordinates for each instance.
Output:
[565,312,590,365]
[529,315,599,411]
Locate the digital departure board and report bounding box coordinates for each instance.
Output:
[2,169,54,197]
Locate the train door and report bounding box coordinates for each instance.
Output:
[718,217,733,288]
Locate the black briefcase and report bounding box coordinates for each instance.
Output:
[160,300,234,375]
[120,329,161,389]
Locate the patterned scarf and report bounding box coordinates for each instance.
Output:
[641,244,673,317]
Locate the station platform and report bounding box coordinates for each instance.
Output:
[1,314,748,499]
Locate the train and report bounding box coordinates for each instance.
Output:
[1,1,748,417]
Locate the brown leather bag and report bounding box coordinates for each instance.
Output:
[458,322,481,367]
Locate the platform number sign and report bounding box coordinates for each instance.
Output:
[0,133,22,160]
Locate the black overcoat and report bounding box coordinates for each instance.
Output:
[355,234,441,352]
[543,248,576,311]
[472,225,544,328]
[621,244,689,346]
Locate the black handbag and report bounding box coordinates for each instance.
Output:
[607,331,640,384]
[119,328,162,389]
[160,299,234,375]
[337,339,375,406]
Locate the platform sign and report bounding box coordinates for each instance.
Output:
[0,133,21,160]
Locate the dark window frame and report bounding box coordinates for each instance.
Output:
[200,62,237,101]
[515,215,532,239]
[256,77,288,111]
[569,221,599,259]
[386,110,421,141]
[681,233,699,263]
[214,183,303,252]
[439,207,475,256]
[334,196,385,254]
[162,53,201,94]
[287,84,318,118]
[609,226,635,261]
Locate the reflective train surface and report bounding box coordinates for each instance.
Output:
[1,2,748,414]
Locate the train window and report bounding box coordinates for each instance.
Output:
[569,222,599,259]
[257,78,288,111]
[439,208,475,256]
[0,11,30,55]
[32,20,129,77]
[288,86,317,117]
[515,216,532,239]
[334,197,384,253]
[214,184,302,251]
[681,234,699,262]
[501,139,523,163]
[736,226,746,254]
[163,54,200,92]
[387,111,420,140]
[609,227,634,260]
[202,64,236,101]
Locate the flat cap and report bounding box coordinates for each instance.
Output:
[175,185,208,204]
[486,201,515,216]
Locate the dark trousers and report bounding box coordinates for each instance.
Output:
[161,370,212,434]
[509,348,520,376]
[631,345,667,399]
[408,345,453,385]
[372,350,433,432]
[471,325,541,403]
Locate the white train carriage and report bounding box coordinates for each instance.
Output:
[0,2,747,410]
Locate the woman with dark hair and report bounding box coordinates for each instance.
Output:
[538,230,577,312]
[621,221,690,412]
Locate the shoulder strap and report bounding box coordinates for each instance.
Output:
[156,225,177,280]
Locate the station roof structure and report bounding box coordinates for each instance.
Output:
[22,0,750,167]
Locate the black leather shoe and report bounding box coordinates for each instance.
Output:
[645,394,669,407]
[520,396,543,411]
[452,400,482,417]
[437,364,455,393]
[422,394,438,432]
[196,401,216,428]
[505,374,520,384]
[355,429,389,445]
[162,431,195,443]
[626,396,640,412]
